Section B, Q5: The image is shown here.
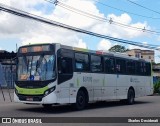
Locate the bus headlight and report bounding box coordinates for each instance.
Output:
[44,86,56,97]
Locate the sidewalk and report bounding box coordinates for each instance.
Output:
[0,89,14,102]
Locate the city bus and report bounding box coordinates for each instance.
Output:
[14,43,153,110]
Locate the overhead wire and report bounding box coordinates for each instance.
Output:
[0,3,159,50]
[93,0,160,20]
[44,0,160,36]
[126,0,160,15]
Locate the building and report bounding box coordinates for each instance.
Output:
[0,50,16,88]
[126,49,154,62]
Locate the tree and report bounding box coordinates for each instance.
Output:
[109,45,128,53]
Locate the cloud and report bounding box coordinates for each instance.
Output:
[91,13,150,39]
[0,0,152,50]
[0,0,89,48]
[97,39,112,51]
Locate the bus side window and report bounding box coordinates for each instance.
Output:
[126,60,135,75]
[104,57,115,74]
[116,58,126,74]
[75,53,89,72]
[57,49,74,84]
[58,57,73,74]
[91,55,102,73]
[146,63,151,76]
[136,62,144,75]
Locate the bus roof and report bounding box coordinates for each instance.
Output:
[19,43,151,63]
[60,44,151,63]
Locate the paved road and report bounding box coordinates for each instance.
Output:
[0,90,160,126]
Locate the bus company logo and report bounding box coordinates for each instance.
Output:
[83,76,92,83]
[2,118,11,123]
[130,77,140,83]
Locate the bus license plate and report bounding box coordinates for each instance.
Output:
[26,97,33,101]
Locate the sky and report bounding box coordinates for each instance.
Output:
[0,0,160,62]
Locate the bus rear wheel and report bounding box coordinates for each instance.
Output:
[127,89,135,105]
[74,90,87,110]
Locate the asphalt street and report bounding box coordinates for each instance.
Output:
[0,89,160,126]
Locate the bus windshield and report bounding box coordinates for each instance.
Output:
[17,54,55,81]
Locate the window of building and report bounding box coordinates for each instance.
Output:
[149,56,151,59]
[91,55,102,72]
[75,53,89,72]
[135,53,140,58]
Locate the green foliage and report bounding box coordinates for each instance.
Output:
[154,81,160,93]
[109,45,128,53]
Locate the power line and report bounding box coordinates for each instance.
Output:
[58,0,160,35]
[126,0,160,15]
[0,3,159,50]
[44,0,160,35]
[93,0,160,20]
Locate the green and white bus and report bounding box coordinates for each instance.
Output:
[14,43,153,110]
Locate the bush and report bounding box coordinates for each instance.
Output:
[154,81,160,93]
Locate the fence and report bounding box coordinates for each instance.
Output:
[1,62,16,89]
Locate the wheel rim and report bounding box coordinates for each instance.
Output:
[78,95,85,106]
[129,91,134,103]
[130,94,133,103]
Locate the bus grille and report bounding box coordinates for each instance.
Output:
[18,94,43,101]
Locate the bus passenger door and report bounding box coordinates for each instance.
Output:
[103,57,117,100]
[57,54,74,103]
[90,55,104,101]
[115,59,128,100]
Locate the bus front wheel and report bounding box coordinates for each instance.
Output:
[74,90,87,110]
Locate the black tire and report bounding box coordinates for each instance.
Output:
[127,89,135,105]
[42,104,52,108]
[74,90,87,110]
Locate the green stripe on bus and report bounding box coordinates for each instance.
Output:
[15,85,49,95]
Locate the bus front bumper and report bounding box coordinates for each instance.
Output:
[14,92,57,104]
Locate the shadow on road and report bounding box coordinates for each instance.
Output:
[17,100,151,114]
